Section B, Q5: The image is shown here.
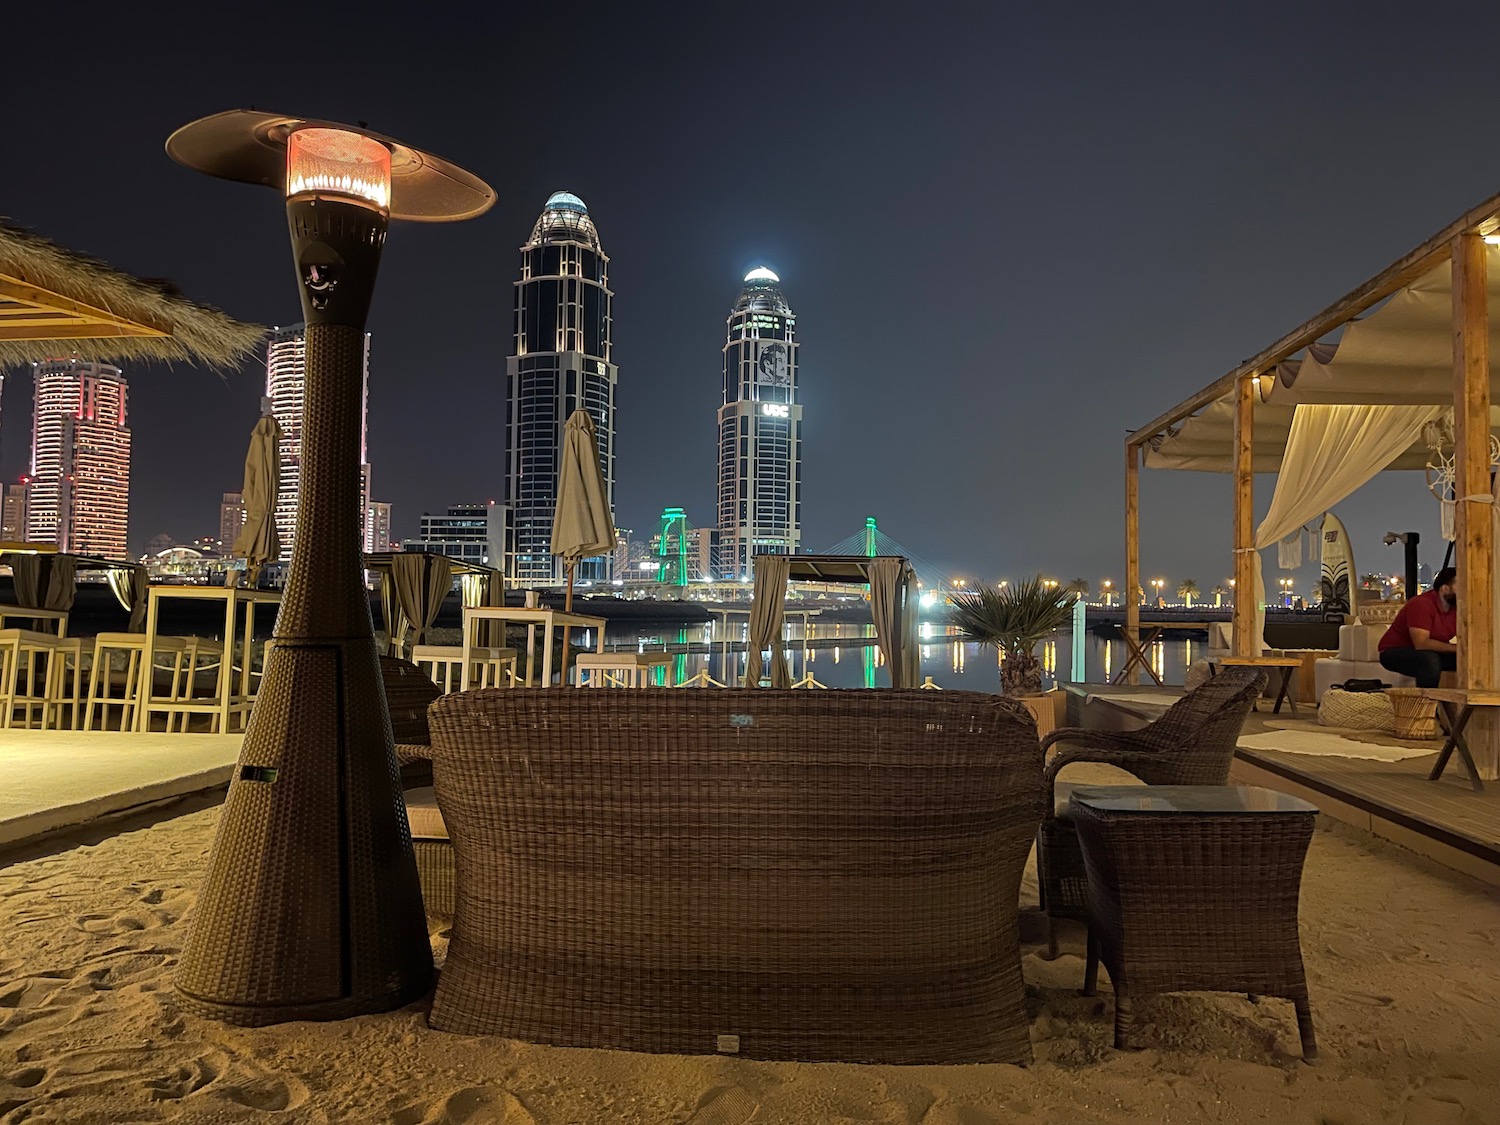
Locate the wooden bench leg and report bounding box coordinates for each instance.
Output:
[1429,704,1485,792]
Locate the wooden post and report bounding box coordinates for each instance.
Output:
[1125,442,1141,685]
[1452,231,1497,778]
[1232,374,1257,658]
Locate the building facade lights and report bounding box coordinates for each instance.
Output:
[504,191,617,586]
[716,267,801,578]
[27,359,130,558]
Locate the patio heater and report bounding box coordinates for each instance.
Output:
[165,111,494,1025]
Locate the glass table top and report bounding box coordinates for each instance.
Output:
[1068,785,1319,815]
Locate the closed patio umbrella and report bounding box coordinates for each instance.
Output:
[233,414,281,587]
[551,409,616,611]
[551,409,616,684]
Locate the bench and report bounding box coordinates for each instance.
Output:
[421,688,1044,1064]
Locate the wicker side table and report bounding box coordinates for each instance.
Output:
[1070,785,1320,1061]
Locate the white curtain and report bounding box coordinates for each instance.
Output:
[1254,403,1445,642]
[745,555,791,688]
[868,557,919,688]
[379,572,408,657]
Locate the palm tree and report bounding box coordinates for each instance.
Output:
[1066,577,1090,599]
[1212,584,1225,607]
[1178,578,1200,606]
[949,574,1080,696]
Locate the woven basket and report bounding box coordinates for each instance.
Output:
[1386,688,1438,739]
[1318,688,1395,731]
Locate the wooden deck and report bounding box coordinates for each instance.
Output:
[1063,683,1500,886]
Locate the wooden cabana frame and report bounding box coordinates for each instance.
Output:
[1125,189,1500,746]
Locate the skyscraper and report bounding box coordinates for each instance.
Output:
[716,267,802,578]
[27,359,131,559]
[504,191,617,586]
[219,491,246,553]
[265,325,372,562]
[1,482,29,542]
[364,500,393,554]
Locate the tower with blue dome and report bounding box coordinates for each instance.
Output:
[715,266,802,577]
[504,191,617,585]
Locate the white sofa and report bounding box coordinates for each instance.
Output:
[1313,623,1414,698]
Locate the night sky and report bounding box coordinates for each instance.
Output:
[5,2,1499,596]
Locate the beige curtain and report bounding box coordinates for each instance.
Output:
[107,564,149,632]
[391,554,451,652]
[1254,403,1445,643]
[868,557,919,688]
[5,553,42,607]
[745,555,791,688]
[42,554,77,612]
[379,572,408,657]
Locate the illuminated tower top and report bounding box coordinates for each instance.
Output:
[527,190,601,251]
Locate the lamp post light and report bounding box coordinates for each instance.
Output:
[165,111,494,1026]
[1151,578,1164,604]
[1101,579,1112,607]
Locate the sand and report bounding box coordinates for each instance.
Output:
[2,798,1498,1125]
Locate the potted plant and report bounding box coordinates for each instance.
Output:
[950,574,1080,735]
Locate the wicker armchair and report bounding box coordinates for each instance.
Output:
[379,655,442,789]
[1037,671,1266,948]
[427,688,1044,1064]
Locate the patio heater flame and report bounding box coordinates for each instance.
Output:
[285,128,391,212]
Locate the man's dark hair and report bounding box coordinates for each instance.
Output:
[1433,567,1457,590]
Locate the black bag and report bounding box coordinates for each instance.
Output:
[1338,678,1386,693]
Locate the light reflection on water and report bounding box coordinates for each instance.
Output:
[594,620,1200,690]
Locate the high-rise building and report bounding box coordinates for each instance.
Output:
[1,482,28,541]
[265,325,372,562]
[504,191,617,586]
[401,502,504,569]
[27,359,131,559]
[364,500,393,554]
[219,491,246,552]
[716,267,802,578]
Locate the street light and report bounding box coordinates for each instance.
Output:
[166,110,494,1026]
[1151,578,1164,604]
[1101,579,1113,606]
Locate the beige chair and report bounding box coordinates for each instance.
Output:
[572,652,673,687]
[85,633,191,732]
[0,629,69,729]
[413,644,519,693]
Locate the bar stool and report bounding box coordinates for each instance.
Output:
[85,633,191,732]
[412,644,519,693]
[573,652,673,687]
[0,629,67,729]
[138,636,225,733]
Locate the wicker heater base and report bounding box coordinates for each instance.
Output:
[175,639,433,1024]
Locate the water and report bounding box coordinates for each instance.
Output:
[589,620,1205,690]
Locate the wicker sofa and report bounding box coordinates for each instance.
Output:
[421,688,1044,1065]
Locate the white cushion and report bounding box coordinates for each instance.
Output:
[403,787,448,840]
[1338,624,1384,663]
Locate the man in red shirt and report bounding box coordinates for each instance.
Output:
[1378,567,1458,688]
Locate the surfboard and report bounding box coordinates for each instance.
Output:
[1319,511,1358,619]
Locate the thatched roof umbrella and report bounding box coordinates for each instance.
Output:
[0,219,263,369]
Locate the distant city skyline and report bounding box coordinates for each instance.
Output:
[3,6,1497,584]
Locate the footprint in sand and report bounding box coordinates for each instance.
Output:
[392,1086,536,1125]
[6,1067,47,1089]
[218,1069,309,1114]
[685,1086,761,1124]
[140,1050,225,1101]
[0,976,70,1010]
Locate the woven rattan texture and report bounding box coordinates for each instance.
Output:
[1037,672,1266,927]
[1317,688,1395,730]
[414,840,456,919]
[1072,799,1318,1057]
[174,322,431,1025]
[383,655,441,788]
[1387,688,1439,739]
[426,688,1043,1064]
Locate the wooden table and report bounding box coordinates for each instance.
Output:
[1212,655,1303,717]
[460,606,607,688]
[136,587,281,733]
[1111,621,1220,685]
[1422,687,1497,793]
[0,606,68,636]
